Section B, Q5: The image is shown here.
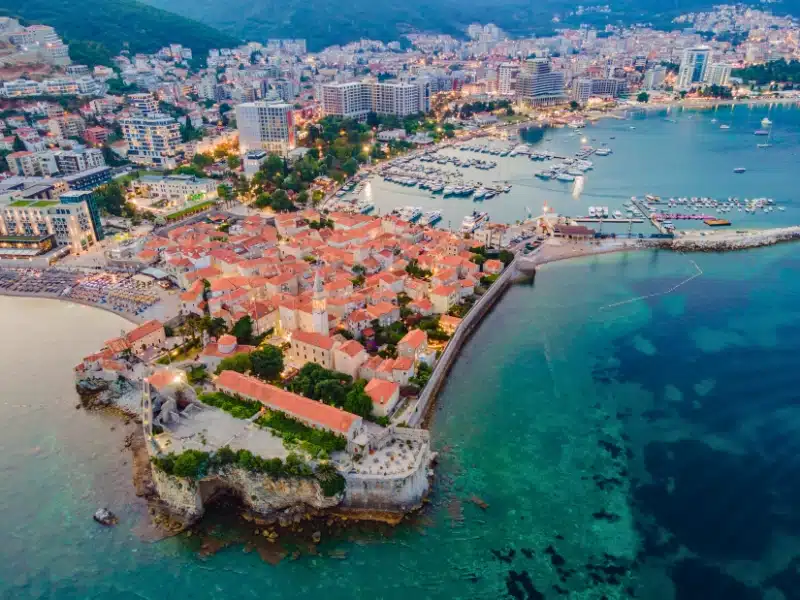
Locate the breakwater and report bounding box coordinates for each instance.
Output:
[653,226,800,252]
[404,258,518,428]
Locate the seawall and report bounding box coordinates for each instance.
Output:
[654,226,800,252]
[406,258,518,427]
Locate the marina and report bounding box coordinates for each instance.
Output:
[336,104,797,235]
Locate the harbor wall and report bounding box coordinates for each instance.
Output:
[654,226,800,252]
[405,258,518,427]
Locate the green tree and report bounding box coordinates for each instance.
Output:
[226,155,241,170]
[343,381,373,418]
[232,316,254,345]
[250,346,284,382]
[12,136,25,152]
[93,180,126,216]
[193,152,214,168]
[171,449,209,478]
[637,91,650,103]
[215,352,252,375]
[269,189,294,212]
[342,157,359,177]
[569,100,580,111]
[203,316,228,338]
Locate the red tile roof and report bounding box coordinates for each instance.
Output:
[399,329,427,350]
[216,371,360,434]
[291,330,335,350]
[365,379,399,407]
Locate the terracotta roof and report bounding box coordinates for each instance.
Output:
[430,284,458,296]
[365,379,399,406]
[337,339,366,358]
[393,356,414,370]
[147,369,182,390]
[216,371,360,434]
[291,330,335,350]
[126,320,163,343]
[399,329,427,350]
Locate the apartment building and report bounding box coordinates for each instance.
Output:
[120,114,181,168]
[516,58,567,107]
[235,101,296,156]
[53,148,105,175]
[321,80,430,119]
[0,190,104,253]
[49,115,86,139]
[6,152,42,177]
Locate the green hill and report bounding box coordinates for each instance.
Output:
[0,0,241,66]
[136,0,791,51]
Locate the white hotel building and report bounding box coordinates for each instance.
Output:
[120,114,182,169]
[235,101,296,156]
[321,80,430,119]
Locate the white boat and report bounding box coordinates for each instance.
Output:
[720,124,730,130]
[473,187,487,200]
[588,206,597,217]
[602,206,609,217]
[420,210,442,226]
[460,211,489,233]
[762,117,773,127]
[358,201,375,214]
[556,173,575,182]
[595,148,612,156]
[613,210,622,218]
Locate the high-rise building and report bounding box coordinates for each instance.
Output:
[706,63,732,87]
[321,82,372,119]
[643,66,667,90]
[321,80,429,119]
[120,114,181,168]
[516,58,567,106]
[235,101,296,156]
[498,63,519,96]
[677,47,711,89]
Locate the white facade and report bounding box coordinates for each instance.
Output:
[236,101,296,156]
[121,114,181,168]
[706,63,732,87]
[498,63,519,96]
[321,80,429,118]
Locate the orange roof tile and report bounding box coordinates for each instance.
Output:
[365,379,399,406]
[216,371,360,434]
[291,330,335,350]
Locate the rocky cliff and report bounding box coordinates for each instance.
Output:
[151,466,341,525]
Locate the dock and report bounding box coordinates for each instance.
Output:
[630,196,668,234]
[574,217,644,224]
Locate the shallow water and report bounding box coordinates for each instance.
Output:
[3,244,800,598]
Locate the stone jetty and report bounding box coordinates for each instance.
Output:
[652,226,800,252]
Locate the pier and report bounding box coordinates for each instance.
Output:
[574,217,644,224]
[630,196,668,234]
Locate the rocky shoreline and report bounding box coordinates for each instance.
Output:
[654,226,800,252]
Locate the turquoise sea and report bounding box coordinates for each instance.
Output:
[357,102,800,234]
[3,108,800,598]
[3,245,800,599]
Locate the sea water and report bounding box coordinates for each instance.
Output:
[355,103,800,235]
[3,244,800,598]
